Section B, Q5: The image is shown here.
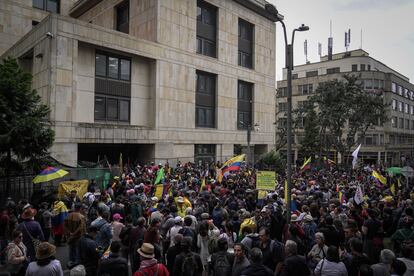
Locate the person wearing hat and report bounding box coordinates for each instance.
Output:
[176,196,186,218]
[111,213,125,242]
[16,206,44,262]
[64,202,86,268]
[25,242,63,276]
[302,214,317,253]
[134,243,169,276]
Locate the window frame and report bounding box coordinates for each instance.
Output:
[115,0,129,34]
[238,18,254,69]
[32,0,60,13]
[195,70,216,128]
[237,80,253,130]
[196,0,217,58]
[94,95,130,122]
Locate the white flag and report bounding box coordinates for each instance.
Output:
[352,144,361,169]
[354,185,364,205]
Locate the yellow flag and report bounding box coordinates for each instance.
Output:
[397,178,401,188]
[200,177,206,190]
[372,170,387,185]
[390,183,396,196]
[300,157,312,170]
[284,180,288,200]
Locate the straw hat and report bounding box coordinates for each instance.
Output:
[290,214,300,222]
[177,196,184,203]
[137,243,155,259]
[36,242,56,260]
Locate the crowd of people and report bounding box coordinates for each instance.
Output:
[0,159,414,276]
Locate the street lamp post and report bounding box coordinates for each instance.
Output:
[265,4,309,224]
[240,121,259,165]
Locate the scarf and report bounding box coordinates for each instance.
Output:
[139,258,158,269]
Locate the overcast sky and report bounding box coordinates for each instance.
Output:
[269,0,414,82]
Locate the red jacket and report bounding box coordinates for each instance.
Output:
[134,263,169,276]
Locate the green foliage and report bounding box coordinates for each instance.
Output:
[259,150,285,172]
[297,74,387,163]
[0,57,54,173]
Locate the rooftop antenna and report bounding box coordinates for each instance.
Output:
[360,29,363,49]
[328,20,333,60]
[345,28,351,52]
[304,39,308,63]
[318,42,322,59]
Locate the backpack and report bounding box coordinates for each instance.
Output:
[181,252,197,276]
[212,253,231,276]
[178,227,194,238]
[208,235,218,254]
[248,235,261,249]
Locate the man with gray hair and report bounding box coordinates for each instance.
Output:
[371,249,395,276]
[240,248,273,276]
[280,240,310,276]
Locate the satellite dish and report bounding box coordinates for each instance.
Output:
[401,166,414,178]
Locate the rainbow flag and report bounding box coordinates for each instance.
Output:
[220,154,245,176]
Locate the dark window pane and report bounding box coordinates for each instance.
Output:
[116,1,129,33]
[120,59,130,80]
[95,54,107,77]
[33,0,44,9]
[196,38,202,54]
[119,99,129,121]
[107,98,118,120]
[204,40,216,57]
[46,0,58,13]
[352,64,358,72]
[108,57,119,79]
[197,6,202,21]
[203,7,215,25]
[206,108,214,127]
[196,107,205,126]
[94,96,106,120]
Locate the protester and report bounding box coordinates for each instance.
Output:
[240,247,273,276]
[173,236,203,276]
[134,243,169,276]
[78,226,100,276]
[25,242,63,276]
[97,241,128,276]
[16,206,44,261]
[64,202,86,267]
[314,246,348,276]
[6,230,28,276]
[232,243,250,276]
[280,240,310,276]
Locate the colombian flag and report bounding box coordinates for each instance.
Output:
[300,157,312,170]
[221,154,246,175]
[372,170,387,185]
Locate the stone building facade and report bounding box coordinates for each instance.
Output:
[276,49,414,166]
[1,0,277,166]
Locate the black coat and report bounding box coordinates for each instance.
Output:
[79,234,100,276]
[280,255,310,276]
[240,263,274,276]
[97,253,128,276]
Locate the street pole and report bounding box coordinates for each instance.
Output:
[247,124,251,165]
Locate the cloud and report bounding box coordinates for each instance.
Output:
[333,0,412,10]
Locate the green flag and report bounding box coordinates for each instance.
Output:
[154,167,165,184]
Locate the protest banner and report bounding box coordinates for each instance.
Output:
[256,171,276,191]
[58,180,88,199]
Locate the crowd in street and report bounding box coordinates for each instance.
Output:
[1,159,414,276]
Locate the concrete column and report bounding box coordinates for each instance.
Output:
[337,152,342,164]
[377,151,381,165]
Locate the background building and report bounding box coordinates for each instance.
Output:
[276,49,414,166]
[1,0,278,166]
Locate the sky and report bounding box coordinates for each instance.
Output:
[268,0,414,82]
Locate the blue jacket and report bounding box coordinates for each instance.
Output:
[91,218,112,249]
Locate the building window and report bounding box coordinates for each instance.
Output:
[405,88,409,98]
[33,0,59,13]
[367,65,371,71]
[410,105,414,115]
[412,120,414,130]
[238,18,254,69]
[352,64,358,72]
[405,103,409,114]
[364,79,372,89]
[327,67,340,74]
[360,64,366,71]
[116,1,129,34]
[298,84,313,95]
[238,80,253,129]
[379,80,384,89]
[398,101,403,112]
[194,144,216,163]
[196,71,216,128]
[392,99,397,110]
[197,0,217,58]
[399,118,404,129]
[32,21,39,27]
[306,71,318,77]
[398,85,403,96]
[278,87,287,97]
[292,74,298,79]
[94,51,131,122]
[406,119,410,130]
[278,118,287,129]
[278,102,287,112]
[392,117,397,128]
[392,82,397,93]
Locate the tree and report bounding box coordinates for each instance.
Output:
[259,150,285,172]
[0,57,54,192]
[295,103,321,157]
[298,74,387,165]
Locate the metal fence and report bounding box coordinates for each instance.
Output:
[0,167,115,202]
